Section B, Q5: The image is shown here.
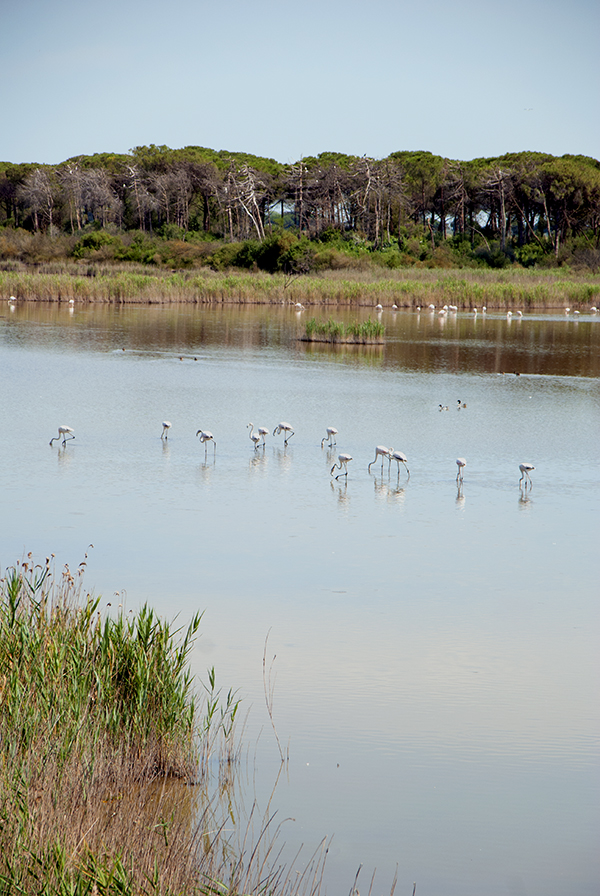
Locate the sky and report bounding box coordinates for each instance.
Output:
[1,0,599,166]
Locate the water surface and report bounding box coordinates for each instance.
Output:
[1,303,599,896]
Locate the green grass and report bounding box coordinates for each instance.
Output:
[0,555,246,896]
[303,316,385,343]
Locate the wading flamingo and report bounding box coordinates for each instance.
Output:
[258,426,269,445]
[50,426,75,447]
[390,450,410,478]
[331,454,352,479]
[196,428,216,458]
[321,427,338,448]
[368,445,391,473]
[248,423,261,450]
[273,422,294,444]
[456,457,466,482]
[161,421,171,439]
[519,462,534,487]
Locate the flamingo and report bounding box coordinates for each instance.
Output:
[516,309,523,317]
[161,421,171,439]
[50,426,75,447]
[439,404,449,411]
[248,423,261,450]
[196,428,216,458]
[273,422,294,444]
[390,450,410,478]
[258,426,269,446]
[457,400,467,409]
[519,462,534,487]
[321,427,338,448]
[368,445,391,473]
[331,453,352,479]
[456,457,466,482]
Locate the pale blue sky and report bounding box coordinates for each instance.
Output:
[2,0,598,165]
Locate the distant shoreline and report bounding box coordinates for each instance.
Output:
[2,265,599,311]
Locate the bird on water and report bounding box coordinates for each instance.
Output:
[196,428,216,458]
[273,422,294,444]
[390,450,410,478]
[321,427,338,448]
[161,421,171,439]
[50,426,75,447]
[248,423,261,450]
[331,454,352,480]
[456,457,466,482]
[519,462,534,487]
[368,445,391,473]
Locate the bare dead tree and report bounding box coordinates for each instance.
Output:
[482,167,515,251]
[222,163,266,241]
[83,169,122,228]
[18,168,58,233]
[59,164,85,232]
[125,165,156,231]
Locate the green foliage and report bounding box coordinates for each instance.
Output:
[474,242,512,269]
[0,560,203,768]
[72,231,121,259]
[514,242,547,267]
[0,557,243,896]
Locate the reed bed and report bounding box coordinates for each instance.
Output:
[302,316,385,343]
[0,555,329,896]
[2,265,600,310]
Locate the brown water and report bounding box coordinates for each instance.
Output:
[1,302,599,896]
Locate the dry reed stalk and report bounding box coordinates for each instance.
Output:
[2,267,600,309]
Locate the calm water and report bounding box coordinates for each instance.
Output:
[1,302,599,896]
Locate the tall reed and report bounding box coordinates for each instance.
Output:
[0,555,249,896]
[2,265,600,308]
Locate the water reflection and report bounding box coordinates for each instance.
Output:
[3,301,598,376]
[518,490,533,510]
[330,479,350,507]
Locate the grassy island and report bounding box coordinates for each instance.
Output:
[301,316,385,343]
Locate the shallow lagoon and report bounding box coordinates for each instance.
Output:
[1,303,599,896]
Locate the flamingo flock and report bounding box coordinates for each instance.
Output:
[49,420,534,488]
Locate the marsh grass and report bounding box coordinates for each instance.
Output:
[0,556,330,896]
[303,317,385,343]
[2,264,600,309]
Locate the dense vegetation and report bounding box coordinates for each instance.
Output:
[1,146,600,274]
[0,556,285,896]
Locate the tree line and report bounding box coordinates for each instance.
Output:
[1,146,599,269]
